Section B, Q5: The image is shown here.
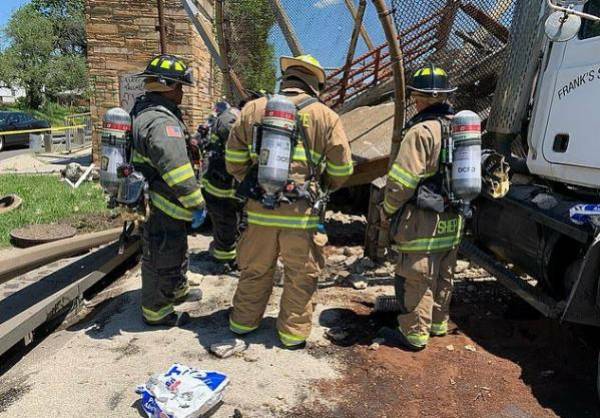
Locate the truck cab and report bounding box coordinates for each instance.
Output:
[528,0,600,189]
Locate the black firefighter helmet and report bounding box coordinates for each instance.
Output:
[408,63,456,96]
[137,54,195,87]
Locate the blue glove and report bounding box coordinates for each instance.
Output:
[191,209,207,229]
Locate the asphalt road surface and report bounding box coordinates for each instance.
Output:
[0,147,29,162]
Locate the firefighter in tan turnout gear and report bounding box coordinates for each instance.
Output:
[225,55,354,349]
[379,64,463,350]
[131,54,206,326]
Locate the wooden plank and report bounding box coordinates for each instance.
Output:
[0,239,140,357]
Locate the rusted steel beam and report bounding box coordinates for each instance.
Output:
[269,0,304,56]
[460,2,510,43]
[372,0,405,171]
[0,228,125,285]
[437,0,460,50]
[343,0,375,50]
[214,0,233,101]
[338,0,368,107]
[157,0,167,53]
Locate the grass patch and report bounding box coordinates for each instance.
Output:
[0,174,108,247]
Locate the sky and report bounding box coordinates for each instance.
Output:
[0,0,28,29]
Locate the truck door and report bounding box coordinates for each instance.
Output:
[542,0,600,169]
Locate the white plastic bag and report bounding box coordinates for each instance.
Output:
[137,363,229,418]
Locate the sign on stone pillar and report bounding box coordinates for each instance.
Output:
[119,75,146,112]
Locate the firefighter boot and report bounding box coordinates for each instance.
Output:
[143,311,190,327]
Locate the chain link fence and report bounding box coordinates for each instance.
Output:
[390,0,516,121]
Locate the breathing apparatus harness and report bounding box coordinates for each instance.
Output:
[237,95,330,224]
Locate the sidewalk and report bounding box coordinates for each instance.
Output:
[0,147,92,175]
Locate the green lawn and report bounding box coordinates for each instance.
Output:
[0,174,108,247]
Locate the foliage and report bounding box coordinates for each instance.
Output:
[0,175,108,247]
[30,0,87,55]
[0,101,84,126]
[226,0,277,94]
[0,3,88,110]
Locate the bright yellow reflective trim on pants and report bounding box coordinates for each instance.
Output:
[213,248,236,260]
[149,191,193,221]
[225,148,250,163]
[163,163,195,187]
[278,330,305,346]
[174,283,189,300]
[229,318,258,334]
[430,321,448,336]
[142,304,174,321]
[179,188,204,208]
[201,178,237,199]
[326,160,354,177]
[405,332,429,347]
[393,217,462,253]
[247,211,319,229]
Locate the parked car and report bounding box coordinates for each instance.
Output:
[0,111,51,151]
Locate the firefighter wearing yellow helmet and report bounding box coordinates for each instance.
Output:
[379,63,462,351]
[225,54,354,349]
[131,54,206,326]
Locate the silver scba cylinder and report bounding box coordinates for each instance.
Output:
[257,95,297,206]
[451,110,482,203]
[100,108,132,197]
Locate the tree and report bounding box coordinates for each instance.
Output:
[0,5,56,109]
[30,0,87,55]
[0,3,88,109]
[226,0,277,93]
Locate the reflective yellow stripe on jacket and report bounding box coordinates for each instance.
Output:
[132,150,154,166]
[201,178,237,199]
[393,216,463,253]
[225,148,250,164]
[213,248,236,260]
[163,163,195,187]
[149,191,193,221]
[326,160,354,177]
[247,211,319,229]
[178,188,204,208]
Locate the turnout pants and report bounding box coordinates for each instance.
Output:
[395,249,457,348]
[141,208,189,322]
[229,224,324,346]
[205,193,242,262]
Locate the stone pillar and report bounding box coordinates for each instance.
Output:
[86,0,222,163]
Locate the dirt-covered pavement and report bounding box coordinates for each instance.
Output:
[1,214,599,417]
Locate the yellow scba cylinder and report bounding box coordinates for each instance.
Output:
[100,108,132,198]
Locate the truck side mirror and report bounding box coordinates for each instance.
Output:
[545,11,582,42]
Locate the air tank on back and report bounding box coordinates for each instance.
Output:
[257,94,297,208]
[100,107,132,198]
[451,110,482,215]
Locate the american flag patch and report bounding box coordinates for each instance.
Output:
[165,125,183,138]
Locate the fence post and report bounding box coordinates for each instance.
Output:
[43,133,53,153]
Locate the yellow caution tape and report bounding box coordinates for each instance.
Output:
[0,124,86,136]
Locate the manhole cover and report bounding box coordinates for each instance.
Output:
[10,224,77,248]
[0,194,22,214]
